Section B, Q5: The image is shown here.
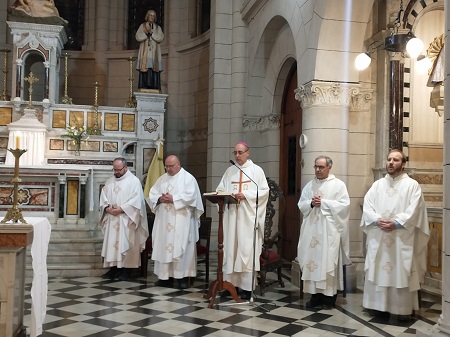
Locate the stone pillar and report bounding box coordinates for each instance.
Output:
[420,4,450,337]
[134,92,167,182]
[294,81,360,186]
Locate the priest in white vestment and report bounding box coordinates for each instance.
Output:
[361,149,429,318]
[297,155,350,309]
[147,155,204,289]
[216,142,269,300]
[99,157,149,280]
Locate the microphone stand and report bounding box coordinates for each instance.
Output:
[229,160,272,312]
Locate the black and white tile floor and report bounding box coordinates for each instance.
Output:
[24,265,440,337]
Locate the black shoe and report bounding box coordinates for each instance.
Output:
[374,310,390,320]
[177,277,189,289]
[322,304,333,310]
[240,290,251,300]
[118,269,130,281]
[220,287,239,298]
[102,267,118,279]
[397,314,411,322]
[305,294,323,308]
[155,279,174,287]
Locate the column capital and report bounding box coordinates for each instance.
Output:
[294,81,360,109]
[350,88,374,111]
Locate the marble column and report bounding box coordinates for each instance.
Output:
[294,81,360,186]
[79,175,87,219]
[388,54,404,150]
[58,175,66,220]
[14,59,21,98]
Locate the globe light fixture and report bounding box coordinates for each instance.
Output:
[355,52,371,70]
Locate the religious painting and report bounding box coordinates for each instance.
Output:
[103,141,118,152]
[52,110,67,128]
[66,180,79,215]
[142,147,156,175]
[49,139,64,150]
[122,113,135,132]
[104,113,119,131]
[80,141,100,152]
[0,137,8,149]
[0,107,12,125]
[69,111,85,127]
[87,111,102,131]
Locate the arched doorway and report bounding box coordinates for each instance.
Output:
[280,64,302,261]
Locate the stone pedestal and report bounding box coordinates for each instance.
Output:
[0,224,33,337]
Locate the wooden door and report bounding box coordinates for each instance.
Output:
[280,65,302,261]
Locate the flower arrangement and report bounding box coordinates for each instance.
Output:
[61,124,89,155]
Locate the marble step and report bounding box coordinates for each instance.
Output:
[49,227,99,239]
[27,263,106,278]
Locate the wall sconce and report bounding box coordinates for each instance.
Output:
[355,0,424,71]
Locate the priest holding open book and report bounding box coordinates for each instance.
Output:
[216,142,269,300]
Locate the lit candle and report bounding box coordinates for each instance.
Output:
[16,135,20,149]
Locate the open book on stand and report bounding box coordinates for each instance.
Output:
[203,191,238,203]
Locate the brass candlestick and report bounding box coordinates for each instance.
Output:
[125,56,137,108]
[0,48,10,101]
[1,148,28,224]
[61,52,73,104]
[90,82,102,135]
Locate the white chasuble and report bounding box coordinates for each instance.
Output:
[361,173,429,306]
[99,170,149,268]
[216,160,269,290]
[148,168,204,278]
[297,174,350,295]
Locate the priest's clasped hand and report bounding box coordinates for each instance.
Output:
[106,204,124,216]
[377,219,395,232]
[159,192,173,204]
[311,195,321,207]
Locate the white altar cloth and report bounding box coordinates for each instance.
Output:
[26,217,51,337]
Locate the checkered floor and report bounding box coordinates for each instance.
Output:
[24,266,440,337]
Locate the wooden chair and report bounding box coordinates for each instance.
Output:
[259,177,285,295]
[196,216,212,285]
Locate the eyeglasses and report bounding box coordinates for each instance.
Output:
[164,164,176,169]
[313,165,327,170]
[113,166,125,172]
[232,150,248,155]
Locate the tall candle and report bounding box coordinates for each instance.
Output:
[16,135,20,149]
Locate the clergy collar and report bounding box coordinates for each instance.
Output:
[236,159,253,168]
[315,173,335,182]
[115,169,131,181]
[386,172,407,181]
